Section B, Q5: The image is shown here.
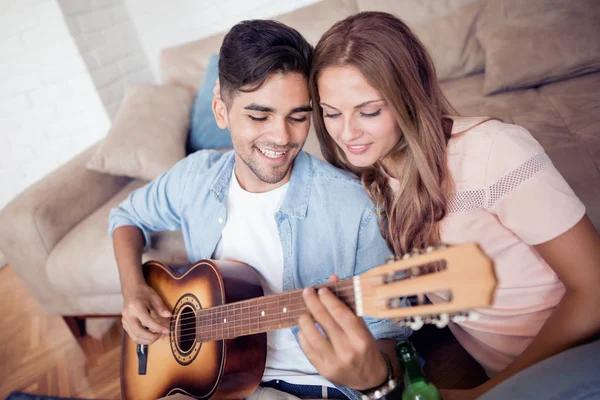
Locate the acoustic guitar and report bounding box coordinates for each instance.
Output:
[121,243,496,400]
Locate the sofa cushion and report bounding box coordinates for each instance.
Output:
[544,146,600,230]
[537,72,600,142]
[441,73,572,149]
[187,53,232,153]
[441,72,600,229]
[356,0,480,23]
[46,180,189,297]
[477,0,600,95]
[87,84,194,181]
[159,0,359,91]
[412,2,485,81]
[358,0,485,81]
[537,72,600,227]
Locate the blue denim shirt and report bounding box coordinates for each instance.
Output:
[109,150,411,399]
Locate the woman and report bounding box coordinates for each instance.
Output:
[309,11,600,399]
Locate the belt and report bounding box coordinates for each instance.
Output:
[261,380,348,399]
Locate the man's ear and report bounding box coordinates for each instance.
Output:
[212,97,229,129]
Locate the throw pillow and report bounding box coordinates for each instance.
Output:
[87,84,194,181]
[187,53,233,153]
[412,1,485,81]
[477,0,600,95]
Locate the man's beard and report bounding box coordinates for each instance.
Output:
[236,142,300,184]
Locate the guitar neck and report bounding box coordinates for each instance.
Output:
[194,279,357,342]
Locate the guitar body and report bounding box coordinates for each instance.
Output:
[121,243,497,399]
[121,259,266,400]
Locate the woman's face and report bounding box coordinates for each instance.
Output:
[318,65,402,168]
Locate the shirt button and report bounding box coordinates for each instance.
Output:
[218,217,223,224]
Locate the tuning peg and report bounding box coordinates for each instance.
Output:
[401,253,411,260]
[425,246,435,253]
[393,313,453,330]
[386,255,398,263]
[434,313,449,328]
[450,311,479,323]
[409,316,424,330]
[466,311,480,322]
[450,312,465,323]
[392,316,424,331]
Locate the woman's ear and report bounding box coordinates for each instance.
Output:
[212,97,229,129]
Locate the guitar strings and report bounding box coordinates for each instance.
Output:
[129,258,452,342]
[139,271,439,339]
[172,290,453,343]
[162,286,358,337]
[152,273,424,332]
[151,280,357,327]
[167,307,343,342]
[151,279,356,323]
[173,294,357,338]
[156,291,430,340]
[164,287,443,342]
[149,265,436,327]
[173,287,432,341]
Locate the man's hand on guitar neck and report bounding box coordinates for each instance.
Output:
[122,283,172,345]
[298,275,395,391]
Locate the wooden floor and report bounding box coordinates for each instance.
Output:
[0,266,122,399]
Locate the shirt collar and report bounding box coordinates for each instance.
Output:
[210,150,313,220]
[279,151,313,219]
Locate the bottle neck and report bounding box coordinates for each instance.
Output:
[401,352,427,386]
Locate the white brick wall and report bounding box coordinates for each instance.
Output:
[0,0,318,214]
[125,0,322,80]
[0,0,110,211]
[59,0,155,118]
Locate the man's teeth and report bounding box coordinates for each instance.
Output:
[258,148,287,158]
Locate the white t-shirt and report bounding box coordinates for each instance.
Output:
[213,170,334,387]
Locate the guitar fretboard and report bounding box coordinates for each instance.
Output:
[190,279,357,342]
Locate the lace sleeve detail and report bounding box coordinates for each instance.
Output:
[447,151,551,213]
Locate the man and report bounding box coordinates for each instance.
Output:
[110,19,410,400]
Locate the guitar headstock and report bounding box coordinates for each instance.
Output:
[357,243,496,330]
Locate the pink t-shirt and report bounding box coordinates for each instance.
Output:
[390,117,586,376]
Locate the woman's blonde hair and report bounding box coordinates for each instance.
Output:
[309,11,457,255]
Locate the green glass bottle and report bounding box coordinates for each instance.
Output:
[396,340,442,400]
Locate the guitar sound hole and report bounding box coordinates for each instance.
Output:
[178,305,196,353]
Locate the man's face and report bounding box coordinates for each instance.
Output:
[214,72,311,193]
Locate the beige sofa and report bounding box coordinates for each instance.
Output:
[1,0,599,338]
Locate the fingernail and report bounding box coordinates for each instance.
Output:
[318,288,328,295]
[163,329,168,334]
[303,287,313,296]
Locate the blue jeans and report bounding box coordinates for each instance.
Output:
[479,339,600,400]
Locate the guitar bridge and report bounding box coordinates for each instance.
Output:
[137,344,148,375]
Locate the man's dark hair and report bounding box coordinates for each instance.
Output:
[219,20,313,106]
